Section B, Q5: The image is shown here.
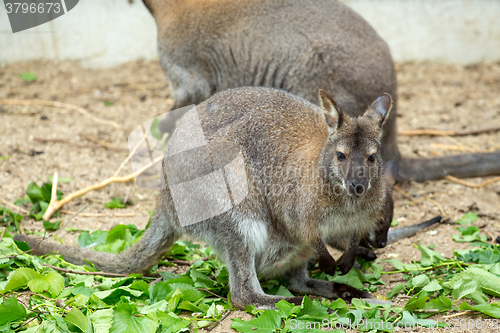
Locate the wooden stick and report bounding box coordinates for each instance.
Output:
[207,310,231,331]
[80,134,129,152]
[0,197,30,215]
[34,137,127,152]
[0,99,123,129]
[43,263,159,277]
[442,310,473,319]
[445,175,500,188]
[399,125,500,137]
[42,155,163,220]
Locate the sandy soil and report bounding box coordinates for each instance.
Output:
[0,60,499,332]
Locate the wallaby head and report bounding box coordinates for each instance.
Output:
[320,90,392,198]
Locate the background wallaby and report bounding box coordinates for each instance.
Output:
[142,0,500,182]
[17,87,393,308]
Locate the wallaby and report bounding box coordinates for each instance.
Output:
[142,0,500,182]
[17,87,394,308]
[315,161,397,276]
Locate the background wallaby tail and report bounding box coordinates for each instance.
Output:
[14,196,181,274]
[387,216,441,244]
[398,151,500,182]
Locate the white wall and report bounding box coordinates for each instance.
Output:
[1,0,499,67]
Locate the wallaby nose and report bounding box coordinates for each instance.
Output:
[349,180,366,196]
[380,241,387,248]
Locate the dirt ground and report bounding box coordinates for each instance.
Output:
[0,60,499,332]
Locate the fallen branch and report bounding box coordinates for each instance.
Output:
[207,310,231,331]
[0,99,123,129]
[0,197,29,215]
[80,134,129,152]
[42,155,162,220]
[445,175,500,188]
[198,288,228,302]
[442,310,473,319]
[34,137,127,152]
[43,263,160,278]
[399,125,500,137]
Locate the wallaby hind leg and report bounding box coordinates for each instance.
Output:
[15,192,181,274]
[221,241,302,309]
[286,263,372,302]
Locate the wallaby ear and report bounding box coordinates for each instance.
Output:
[364,93,392,126]
[382,160,398,187]
[318,89,343,129]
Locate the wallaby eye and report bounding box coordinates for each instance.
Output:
[368,154,377,163]
[336,152,346,161]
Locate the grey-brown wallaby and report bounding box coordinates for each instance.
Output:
[17,87,395,308]
[143,0,500,182]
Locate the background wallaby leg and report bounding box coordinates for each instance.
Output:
[335,233,361,275]
[286,263,372,301]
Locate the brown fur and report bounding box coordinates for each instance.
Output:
[143,0,500,181]
[16,87,393,309]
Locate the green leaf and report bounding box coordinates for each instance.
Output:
[65,308,88,332]
[109,303,158,333]
[391,219,399,227]
[90,309,113,333]
[78,230,108,248]
[3,267,41,292]
[409,275,430,288]
[388,283,405,299]
[157,312,190,333]
[0,297,27,325]
[423,280,443,292]
[460,302,500,318]
[418,244,446,266]
[456,212,478,225]
[43,220,61,231]
[150,118,163,141]
[19,71,37,82]
[27,271,65,297]
[398,310,440,328]
[231,310,282,333]
[104,198,125,209]
[104,101,113,107]
[404,292,429,311]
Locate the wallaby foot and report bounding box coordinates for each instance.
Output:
[286,264,372,302]
[357,247,377,261]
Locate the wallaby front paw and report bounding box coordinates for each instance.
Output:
[336,255,355,275]
[358,247,377,261]
[318,254,336,276]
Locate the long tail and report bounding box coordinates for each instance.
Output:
[14,194,181,274]
[398,151,500,182]
[387,216,441,244]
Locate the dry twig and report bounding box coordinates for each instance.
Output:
[0,99,123,129]
[42,155,162,220]
[399,125,500,137]
[34,137,127,152]
[207,310,231,331]
[43,263,159,278]
[442,310,473,319]
[445,175,500,188]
